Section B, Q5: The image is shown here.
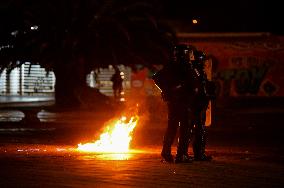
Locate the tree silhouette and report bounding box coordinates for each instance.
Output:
[0,0,176,108]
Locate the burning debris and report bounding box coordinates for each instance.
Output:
[77,115,139,153]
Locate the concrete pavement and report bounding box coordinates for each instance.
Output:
[0,96,283,187]
[0,143,283,188]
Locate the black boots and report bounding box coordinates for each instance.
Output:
[194,154,212,161]
[192,123,212,161]
[175,154,193,163]
[161,135,175,163]
[161,149,174,163]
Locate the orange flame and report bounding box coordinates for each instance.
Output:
[77,116,139,153]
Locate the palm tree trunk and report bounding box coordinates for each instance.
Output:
[53,58,86,108]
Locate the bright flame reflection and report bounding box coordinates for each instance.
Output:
[77,149,147,160]
[77,116,139,153]
[95,153,133,160]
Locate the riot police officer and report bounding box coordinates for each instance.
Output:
[191,50,214,161]
[152,44,213,163]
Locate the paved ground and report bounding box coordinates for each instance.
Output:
[0,143,283,188]
[0,96,283,187]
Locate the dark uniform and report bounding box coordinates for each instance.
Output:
[111,67,123,99]
[191,50,214,161]
[153,44,197,163]
[152,45,214,163]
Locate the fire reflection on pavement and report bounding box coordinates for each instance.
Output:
[0,144,158,161]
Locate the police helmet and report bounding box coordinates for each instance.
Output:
[172,44,196,61]
[193,50,207,61]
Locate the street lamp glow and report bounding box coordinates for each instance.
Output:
[30,25,39,30]
[192,19,198,24]
[11,30,19,36]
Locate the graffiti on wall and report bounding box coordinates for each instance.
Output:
[215,56,277,96]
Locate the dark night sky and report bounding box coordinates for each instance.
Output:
[0,0,282,35]
[160,0,282,34]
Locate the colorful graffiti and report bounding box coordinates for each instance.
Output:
[215,56,276,96]
[187,35,284,97]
